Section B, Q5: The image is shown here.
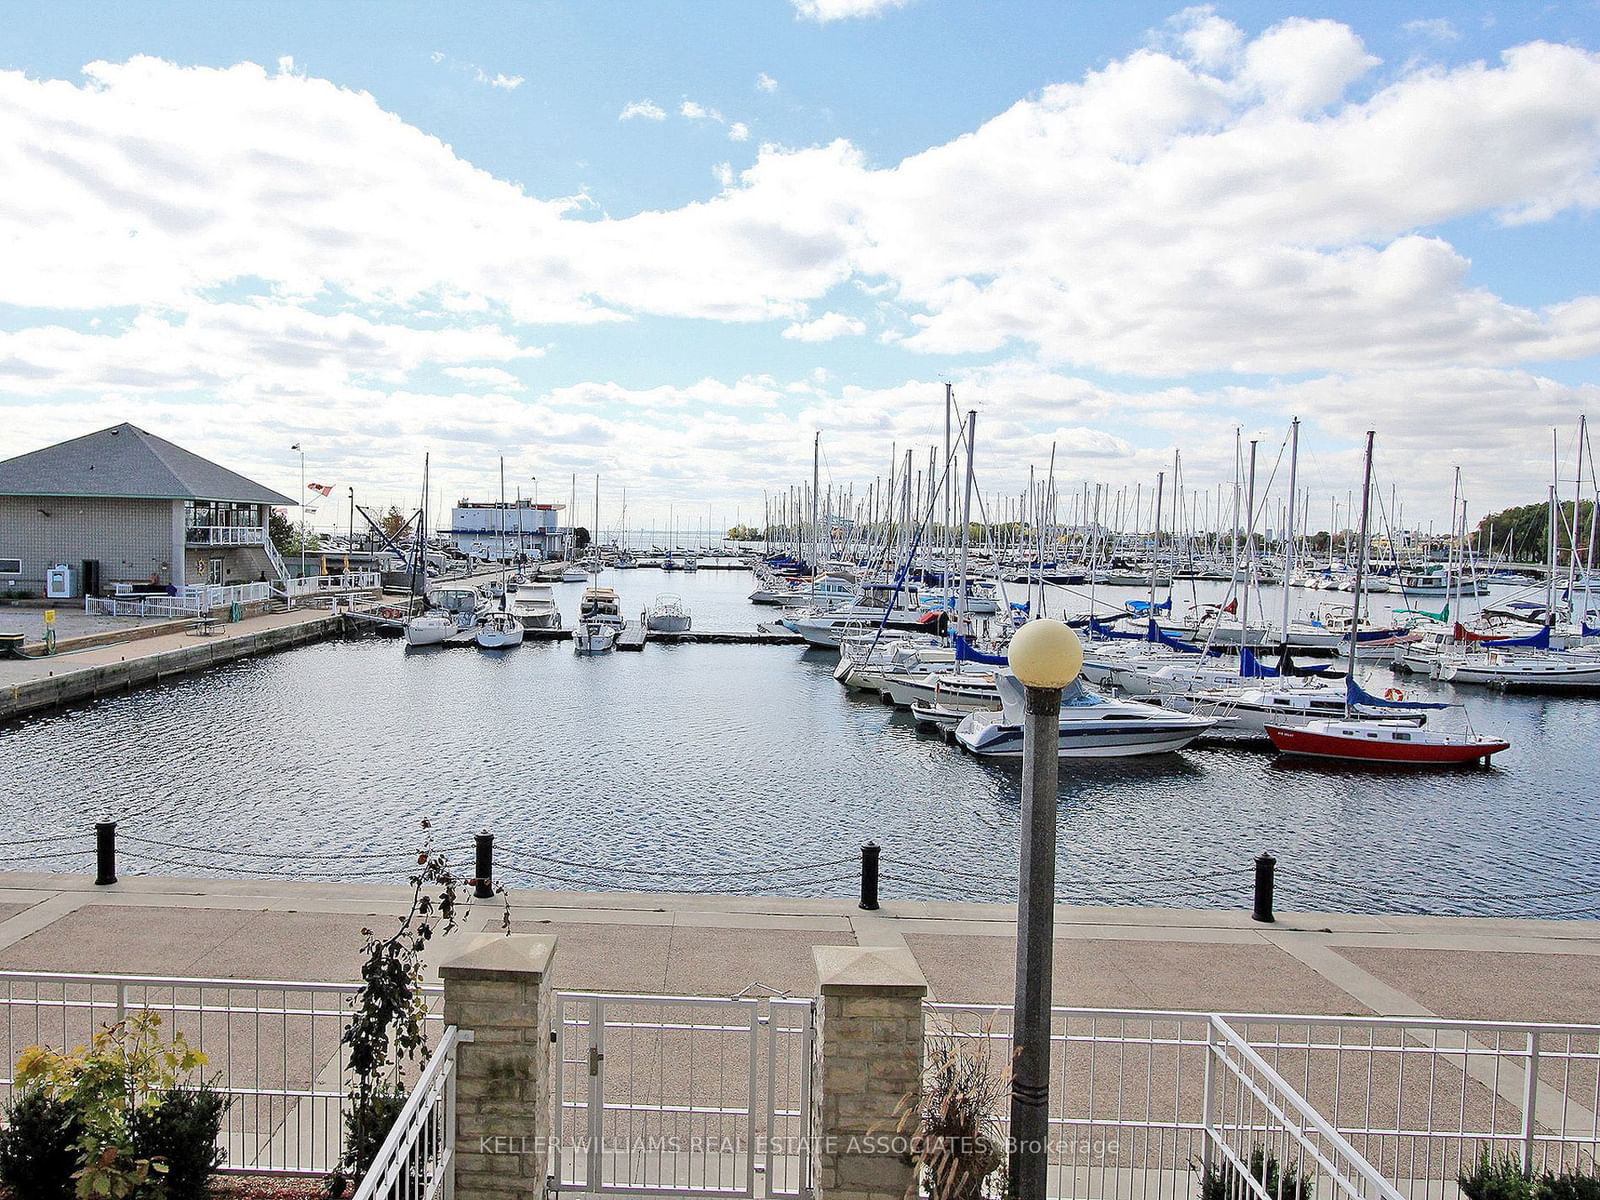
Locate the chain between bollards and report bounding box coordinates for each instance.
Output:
[858,842,879,910]
[95,821,117,886]
[474,830,494,899]
[1252,852,1276,923]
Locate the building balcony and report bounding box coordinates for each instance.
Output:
[185,525,268,546]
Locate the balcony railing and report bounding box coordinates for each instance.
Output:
[185,525,267,546]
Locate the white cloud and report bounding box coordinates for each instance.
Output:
[1404,18,1460,43]
[680,99,722,121]
[727,122,750,142]
[443,366,528,390]
[430,52,525,91]
[486,73,524,91]
[756,73,778,93]
[781,311,867,342]
[790,0,912,22]
[619,99,666,121]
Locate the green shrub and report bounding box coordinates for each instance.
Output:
[127,1084,230,1200]
[1535,1171,1600,1200]
[340,1088,407,1178]
[0,1087,84,1200]
[1460,1152,1535,1200]
[1196,1146,1313,1200]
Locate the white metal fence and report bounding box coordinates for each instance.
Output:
[552,992,814,1200]
[185,526,268,547]
[928,1003,1600,1200]
[86,582,273,619]
[284,572,382,599]
[351,1027,460,1200]
[0,971,443,1175]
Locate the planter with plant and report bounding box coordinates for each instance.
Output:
[1,1010,230,1200]
[1194,1145,1313,1200]
[899,1023,1009,1200]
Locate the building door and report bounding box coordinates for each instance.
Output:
[207,558,224,586]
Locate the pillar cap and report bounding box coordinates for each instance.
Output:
[440,933,556,983]
[814,945,927,997]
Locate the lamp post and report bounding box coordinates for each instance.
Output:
[291,442,306,581]
[1005,618,1084,1200]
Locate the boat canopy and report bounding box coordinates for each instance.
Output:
[1346,676,1452,711]
[954,633,1008,666]
[1238,647,1279,678]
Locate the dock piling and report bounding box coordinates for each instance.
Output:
[1252,852,1276,923]
[94,821,117,886]
[859,841,880,910]
[473,830,494,898]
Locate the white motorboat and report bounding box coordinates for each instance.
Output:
[581,586,622,620]
[646,593,692,633]
[474,610,524,649]
[954,672,1215,758]
[879,669,1000,711]
[573,619,619,655]
[782,581,934,648]
[753,574,858,609]
[560,563,589,583]
[506,582,562,630]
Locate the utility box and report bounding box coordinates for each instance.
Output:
[45,564,77,599]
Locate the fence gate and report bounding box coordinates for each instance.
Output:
[554,992,814,1200]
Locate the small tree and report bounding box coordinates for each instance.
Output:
[331,822,509,1195]
[380,506,408,539]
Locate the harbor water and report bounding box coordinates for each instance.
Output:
[3,567,1597,919]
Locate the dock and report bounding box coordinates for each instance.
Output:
[616,621,647,650]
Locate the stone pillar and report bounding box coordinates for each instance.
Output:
[441,934,558,1200]
[812,945,928,1200]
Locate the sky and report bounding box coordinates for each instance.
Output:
[0,0,1597,534]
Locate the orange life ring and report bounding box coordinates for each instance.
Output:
[1383,687,1404,702]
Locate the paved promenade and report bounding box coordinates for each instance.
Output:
[1,871,1597,1020]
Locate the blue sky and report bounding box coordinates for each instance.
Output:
[1,1,1597,530]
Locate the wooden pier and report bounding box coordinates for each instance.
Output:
[616,621,648,650]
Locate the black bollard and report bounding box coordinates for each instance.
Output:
[474,831,494,899]
[859,842,880,911]
[1252,852,1276,923]
[95,821,117,886]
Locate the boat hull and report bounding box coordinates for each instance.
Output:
[1265,725,1508,764]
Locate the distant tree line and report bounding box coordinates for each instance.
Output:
[1475,499,1595,564]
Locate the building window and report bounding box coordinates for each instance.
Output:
[0,557,20,575]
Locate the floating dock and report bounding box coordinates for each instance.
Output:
[616,622,648,650]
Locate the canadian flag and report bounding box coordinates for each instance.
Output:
[307,482,334,497]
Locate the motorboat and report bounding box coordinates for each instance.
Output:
[682,553,699,572]
[954,672,1215,758]
[781,581,934,648]
[1265,720,1508,765]
[646,593,692,633]
[474,610,524,649]
[580,586,622,620]
[880,669,1000,711]
[833,633,954,692]
[506,582,562,630]
[559,562,589,583]
[753,574,858,609]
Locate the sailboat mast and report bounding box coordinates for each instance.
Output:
[1571,415,1588,591]
[1280,417,1300,658]
[1240,441,1258,651]
[1347,430,1376,696]
[1149,470,1164,615]
[810,431,820,604]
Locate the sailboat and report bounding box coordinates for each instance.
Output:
[575,475,622,654]
[1265,431,1510,765]
[471,457,525,649]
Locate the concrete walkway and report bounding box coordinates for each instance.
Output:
[1,872,1597,1021]
[0,606,337,689]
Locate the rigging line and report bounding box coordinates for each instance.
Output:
[495,845,856,878]
[495,861,858,894]
[118,833,423,861]
[1292,873,1600,904]
[891,860,1252,888]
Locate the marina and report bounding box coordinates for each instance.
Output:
[4,565,1597,921]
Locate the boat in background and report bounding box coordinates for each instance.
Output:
[646,594,692,633]
[954,670,1214,758]
[506,581,562,630]
[1266,720,1508,765]
[474,610,524,649]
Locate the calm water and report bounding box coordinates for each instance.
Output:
[3,568,1597,920]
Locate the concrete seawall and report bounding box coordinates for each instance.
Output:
[0,611,340,722]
